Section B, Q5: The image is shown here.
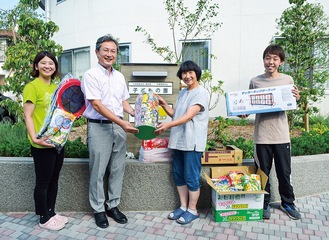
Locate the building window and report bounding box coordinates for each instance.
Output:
[118,43,131,63]
[181,39,211,70]
[59,47,90,79]
[0,39,6,62]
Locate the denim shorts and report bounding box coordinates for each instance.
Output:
[172,149,202,191]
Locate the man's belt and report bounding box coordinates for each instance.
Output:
[87,119,112,124]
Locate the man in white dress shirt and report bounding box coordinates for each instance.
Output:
[81,34,138,228]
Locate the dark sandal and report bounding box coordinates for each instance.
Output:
[168,208,186,220]
[176,211,199,224]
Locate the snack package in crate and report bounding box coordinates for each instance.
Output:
[139,138,172,163]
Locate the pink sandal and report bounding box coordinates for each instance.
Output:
[39,217,65,231]
[54,214,69,224]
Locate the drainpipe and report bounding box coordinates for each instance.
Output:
[45,0,50,22]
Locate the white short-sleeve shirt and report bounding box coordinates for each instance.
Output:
[168,85,209,152]
[81,63,129,119]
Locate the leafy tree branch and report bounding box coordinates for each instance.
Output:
[275,0,329,131]
[0,0,62,120]
[135,0,224,110]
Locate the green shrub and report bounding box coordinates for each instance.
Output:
[224,137,254,159]
[73,116,87,127]
[208,116,235,144]
[2,119,329,159]
[231,118,249,126]
[221,130,329,158]
[64,137,89,158]
[291,130,329,156]
[0,122,31,157]
[309,114,329,128]
[309,123,329,135]
[0,122,89,158]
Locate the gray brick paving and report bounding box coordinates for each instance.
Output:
[0,192,329,239]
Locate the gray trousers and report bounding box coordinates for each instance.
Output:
[87,122,127,213]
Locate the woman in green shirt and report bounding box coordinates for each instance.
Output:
[23,51,68,231]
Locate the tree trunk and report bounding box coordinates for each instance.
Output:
[303,101,309,132]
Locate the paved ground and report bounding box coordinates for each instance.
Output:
[0,192,328,240]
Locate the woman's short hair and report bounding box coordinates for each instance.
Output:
[176,60,202,81]
[30,51,60,79]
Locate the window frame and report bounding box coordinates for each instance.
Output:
[58,46,90,79]
[118,43,131,64]
[180,39,211,70]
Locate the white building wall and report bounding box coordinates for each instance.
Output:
[49,0,329,117]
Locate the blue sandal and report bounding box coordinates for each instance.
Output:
[168,208,186,220]
[176,211,199,225]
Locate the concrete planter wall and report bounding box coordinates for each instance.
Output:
[0,154,328,212]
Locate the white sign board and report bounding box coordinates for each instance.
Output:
[128,82,173,95]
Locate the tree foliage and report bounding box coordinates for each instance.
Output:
[135,0,221,64]
[275,0,329,131]
[199,70,224,111]
[135,0,223,111]
[0,0,62,120]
